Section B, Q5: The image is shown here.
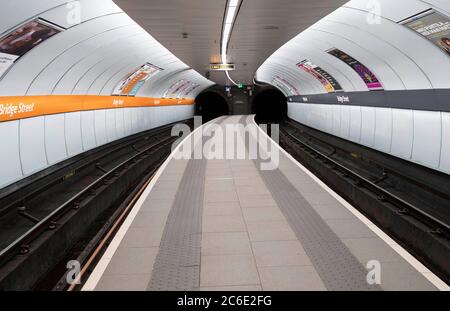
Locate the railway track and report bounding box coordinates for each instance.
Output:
[0,120,192,290]
[279,119,450,284]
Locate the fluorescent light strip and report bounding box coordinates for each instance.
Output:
[226,6,238,24]
[221,0,240,63]
[221,0,240,83]
[226,70,239,86]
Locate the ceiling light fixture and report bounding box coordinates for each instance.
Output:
[220,0,242,86]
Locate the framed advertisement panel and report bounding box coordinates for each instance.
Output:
[184,83,200,97]
[164,80,192,98]
[0,19,62,79]
[297,60,342,93]
[113,63,162,96]
[272,75,299,96]
[327,48,383,90]
[401,9,450,56]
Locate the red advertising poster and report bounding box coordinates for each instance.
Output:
[327,48,383,90]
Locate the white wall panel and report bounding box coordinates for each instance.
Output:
[94,110,107,146]
[144,108,152,130]
[150,106,157,129]
[440,112,450,173]
[391,109,413,159]
[115,109,125,139]
[323,105,333,133]
[374,108,392,153]
[412,111,442,168]
[45,114,67,164]
[332,105,341,135]
[105,109,117,142]
[305,105,314,128]
[123,108,133,136]
[349,106,361,143]
[65,112,83,157]
[295,104,304,124]
[81,111,96,150]
[137,108,145,131]
[360,107,375,147]
[340,106,351,139]
[20,117,47,175]
[131,109,139,134]
[0,121,23,187]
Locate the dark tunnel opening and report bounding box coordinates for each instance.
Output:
[195,91,230,123]
[252,88,288,124]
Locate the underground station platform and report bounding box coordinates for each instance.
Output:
[1,0,450,308]
[82,116,445,292]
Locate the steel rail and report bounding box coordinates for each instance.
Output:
[0,134,175,265]
[280,126,450,234]
[0,121,184,217]
[67,167,158,291]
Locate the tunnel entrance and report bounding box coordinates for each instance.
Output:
[195,91,230,122]
[252,88,287,123]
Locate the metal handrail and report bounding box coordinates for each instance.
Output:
[281,127,450,233]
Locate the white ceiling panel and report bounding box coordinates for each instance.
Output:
[113,0,347,85]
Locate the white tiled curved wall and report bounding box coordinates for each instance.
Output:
[258,0,450,174]
[0,0,213,188]
[0,104,196,188]
[287,103,450,174]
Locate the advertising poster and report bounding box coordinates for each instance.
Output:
[327,48,383,90]
[164,80,191,98]
[113,63,162,96]
[0,19,61,78]
[184,83,200,97]
[297,60,342,93]
[401,9,450,56]
[272,76,299,96]
[0,53,19,78]
[174,81,194,98]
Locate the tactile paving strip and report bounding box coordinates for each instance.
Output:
[147,117,225,291]
[245,116,382,291]
[147,159,206,291]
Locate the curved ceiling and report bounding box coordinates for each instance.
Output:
[113,0,347,85]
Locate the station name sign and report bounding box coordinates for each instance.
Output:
[209,63,235,71]
[298,94,352,105]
